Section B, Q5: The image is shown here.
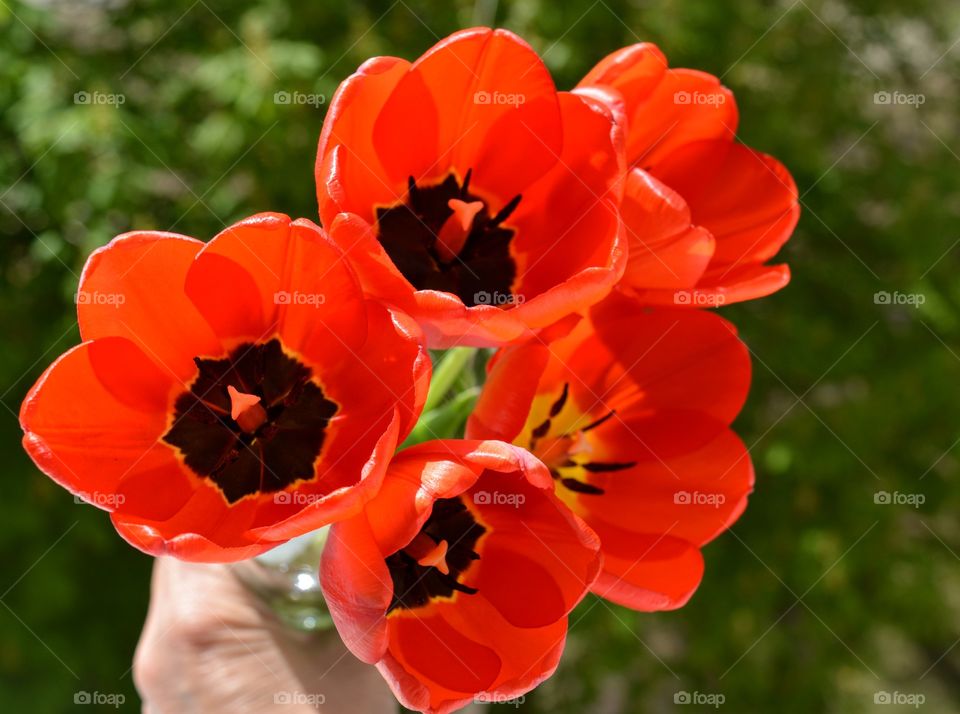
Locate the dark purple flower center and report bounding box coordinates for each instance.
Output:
[163,338,337,503]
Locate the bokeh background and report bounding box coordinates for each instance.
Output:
[2,0,958,711]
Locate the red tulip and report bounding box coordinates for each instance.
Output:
[467,292,754,610]
[315,27,628,347]
[321,439,601,713]
[579,43,799,307]
[20,213,430,561]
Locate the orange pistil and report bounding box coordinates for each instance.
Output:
[435,198,484,263]
[227,385,267,434]
[404,533,451,575]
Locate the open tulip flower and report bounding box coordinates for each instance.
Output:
[20,213,430,561]
[578,43,799,307]
[467,292,754,610]
[315,27,630,348]
[320,439,601,714]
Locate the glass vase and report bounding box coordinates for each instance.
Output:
[231,528,333,632]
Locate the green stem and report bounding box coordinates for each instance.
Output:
[403,386,481,448]
[423,347,476,412]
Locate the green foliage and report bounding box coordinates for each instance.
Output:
[1,0,957,711]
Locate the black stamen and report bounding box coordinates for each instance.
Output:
[560,477,605,495]
[531,419,551,440]
[491,194,522,225]
[447,578,479,596]
[460,168,472,197]
[578,409,617,434]
[580,461,637,473]
[550,383,569,417]
[530,383,570,448]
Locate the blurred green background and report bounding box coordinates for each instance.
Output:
[1,0,958,711]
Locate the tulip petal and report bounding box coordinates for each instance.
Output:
[185,213,368,365]
[387,612,501,696]
[321,515,394,663]
[20,339,174,503]
[110,516,278,562]
[466,341,549,442]
[469,471,600,627]
[511,91,624,300]
[373,28,563,203]
[576,428,754,546]
[651,139,799,270]
[439,595,568,704]
[696,262,792,304]
[620,168,715,291]
[577,43,668,107]
[317,56,412,225]
[322,301,430,439]
[563,299,752,427]
[78,232,219,381]
[589,529,706,610]
[625,68,737,169]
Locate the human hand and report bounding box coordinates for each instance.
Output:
[133,558,396,714]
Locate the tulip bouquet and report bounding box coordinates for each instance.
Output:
[19,28,797,714]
